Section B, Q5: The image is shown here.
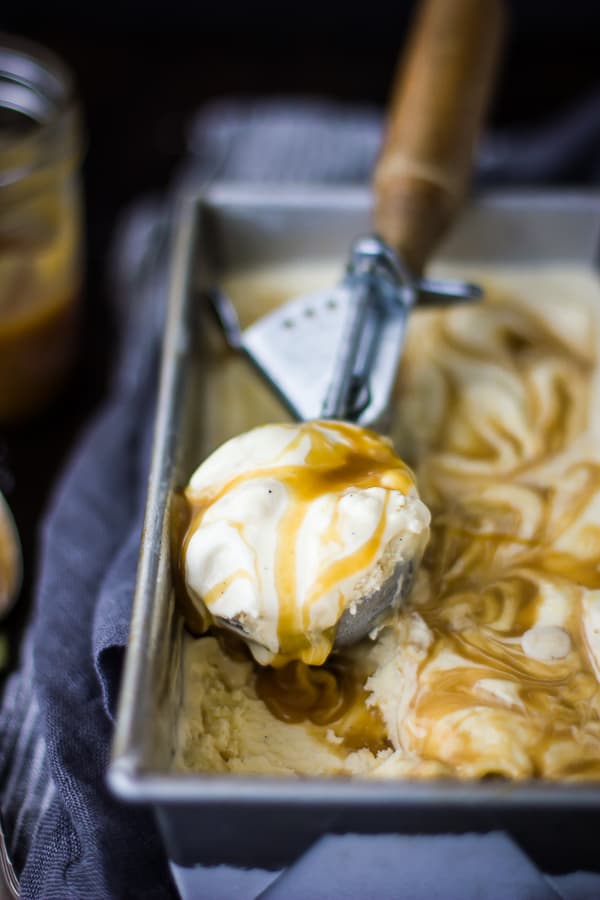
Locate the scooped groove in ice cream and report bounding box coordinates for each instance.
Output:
[178,420,430,665]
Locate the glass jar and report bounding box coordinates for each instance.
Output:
[0,35,83,422]
[0,489,20,615]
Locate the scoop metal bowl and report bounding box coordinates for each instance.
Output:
[334,558,416,648]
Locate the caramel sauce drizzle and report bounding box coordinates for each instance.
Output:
[178,421,415,664]
[389,289,600,777]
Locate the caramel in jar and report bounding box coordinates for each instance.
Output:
[0,37,83,422]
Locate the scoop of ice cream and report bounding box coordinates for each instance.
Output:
[180,420,430,665]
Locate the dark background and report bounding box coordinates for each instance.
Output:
[1,0,599,665]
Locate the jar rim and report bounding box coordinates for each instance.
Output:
[0,33,79,186]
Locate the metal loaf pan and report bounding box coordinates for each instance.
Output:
[109,186,600,881]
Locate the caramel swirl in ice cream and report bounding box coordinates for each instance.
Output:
[377,269,600,778]
[176,265,600,781]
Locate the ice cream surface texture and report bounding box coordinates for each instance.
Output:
[175,263,600,781]
[180,420,430,665]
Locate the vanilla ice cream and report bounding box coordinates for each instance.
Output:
[179,420,430,665]
[174,263,600,782]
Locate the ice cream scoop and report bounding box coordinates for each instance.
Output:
[179,421,430,666]
[184,0,504,664]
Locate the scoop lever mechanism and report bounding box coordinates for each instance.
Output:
[208,234,480,433]
[319,234,480,430]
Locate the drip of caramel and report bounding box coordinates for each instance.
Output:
[170,490,209,635]
[255,657,390,754]
[255,659,355,725]
[210,629,390,754]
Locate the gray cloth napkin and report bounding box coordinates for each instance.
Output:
[1,97,600,900]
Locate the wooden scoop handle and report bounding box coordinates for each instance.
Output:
[373,0,505,274]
